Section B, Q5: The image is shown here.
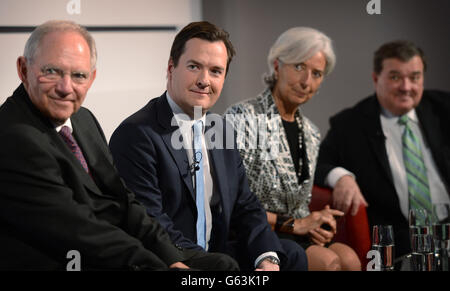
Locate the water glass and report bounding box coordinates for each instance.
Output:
[411,234,436,271]
[371,225,395,271]
[409,208,431,251]
[409,208,431,226]
[431,203,450,271]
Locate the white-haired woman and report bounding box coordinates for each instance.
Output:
[226,27,361,270]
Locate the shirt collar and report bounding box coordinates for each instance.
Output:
[166,91,186,116]
[166,91,206,129]
[380,107,418,124]
[54,118,73,133]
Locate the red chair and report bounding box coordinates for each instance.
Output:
[309,185,371,270]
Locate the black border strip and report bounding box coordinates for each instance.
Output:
[0,25,177,33]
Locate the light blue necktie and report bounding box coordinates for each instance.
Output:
[193,120,206,249]
[398,115,432,218]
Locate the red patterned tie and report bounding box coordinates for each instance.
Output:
[58,125,90,174]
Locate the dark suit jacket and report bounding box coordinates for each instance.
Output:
[109,93,285,267]
[0,85,186,270]
[315,90,450,256]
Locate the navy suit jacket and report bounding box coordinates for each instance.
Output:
[315,90,450,257]
[110,93,285,266]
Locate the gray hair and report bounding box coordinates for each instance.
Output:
[24,20,97,70]
[264,27,336,88]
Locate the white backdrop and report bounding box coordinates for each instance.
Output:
[0,0,201,140]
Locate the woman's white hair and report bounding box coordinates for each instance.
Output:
[264,27,336,87]
[24,20,97,70]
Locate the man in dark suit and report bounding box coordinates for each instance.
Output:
[0,20,238,271]
[315,40,450,258]
[109,21,307,271]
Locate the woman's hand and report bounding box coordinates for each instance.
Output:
[293,205,344,246]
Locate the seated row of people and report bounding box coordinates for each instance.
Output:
[1,19,448,271]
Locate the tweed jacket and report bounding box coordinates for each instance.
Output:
[225,88,321,218]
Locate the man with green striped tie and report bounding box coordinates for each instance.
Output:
[315,40,450,259]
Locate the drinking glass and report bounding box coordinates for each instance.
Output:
[411,234,436,271]
[409,208,432,251]
[409,208,431,226]
[431,203,450,271]
[371,225,395,271]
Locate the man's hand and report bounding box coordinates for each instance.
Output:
[169,262,190,269]
[332,175,368,216]
[255,259,280,271]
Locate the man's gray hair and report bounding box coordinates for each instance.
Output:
[264,27,336,88]
[24,20,97,70]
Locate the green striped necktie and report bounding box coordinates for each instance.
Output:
[398,115,432,217]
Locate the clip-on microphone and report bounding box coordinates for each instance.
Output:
[190,151,202,172]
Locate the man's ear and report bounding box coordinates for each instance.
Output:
[17,56,28,84]
[372,72,379,86]
[167,58,175,79]
[86,69,97,89]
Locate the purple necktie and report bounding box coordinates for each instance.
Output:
[58,125,90,174]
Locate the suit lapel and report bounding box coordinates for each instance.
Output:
[416,95,442,162]
[157,94,195,199]
[415,94,450,192]
[362,96,394,186]
[207,146,230,222]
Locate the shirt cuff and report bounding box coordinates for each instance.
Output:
[254,251,279,268]
[325,167,355,188]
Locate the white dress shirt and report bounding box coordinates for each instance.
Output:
[326,108,450,219]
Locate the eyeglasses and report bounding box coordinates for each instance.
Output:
[40,66,91,85]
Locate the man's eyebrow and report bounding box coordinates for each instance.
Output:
[211,65,225,72]
[187,59,202,66]
[41,64,89,72]
[387,70,422,75]
[41,64,59,69]
[187,59,225,71]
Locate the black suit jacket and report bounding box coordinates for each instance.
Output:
[315,90,450,256]
[109,93,285,267]
[0,85,185,270]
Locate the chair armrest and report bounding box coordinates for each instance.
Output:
[344,203,371,269]
[309,185,333,211]
[310,185,371,269]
